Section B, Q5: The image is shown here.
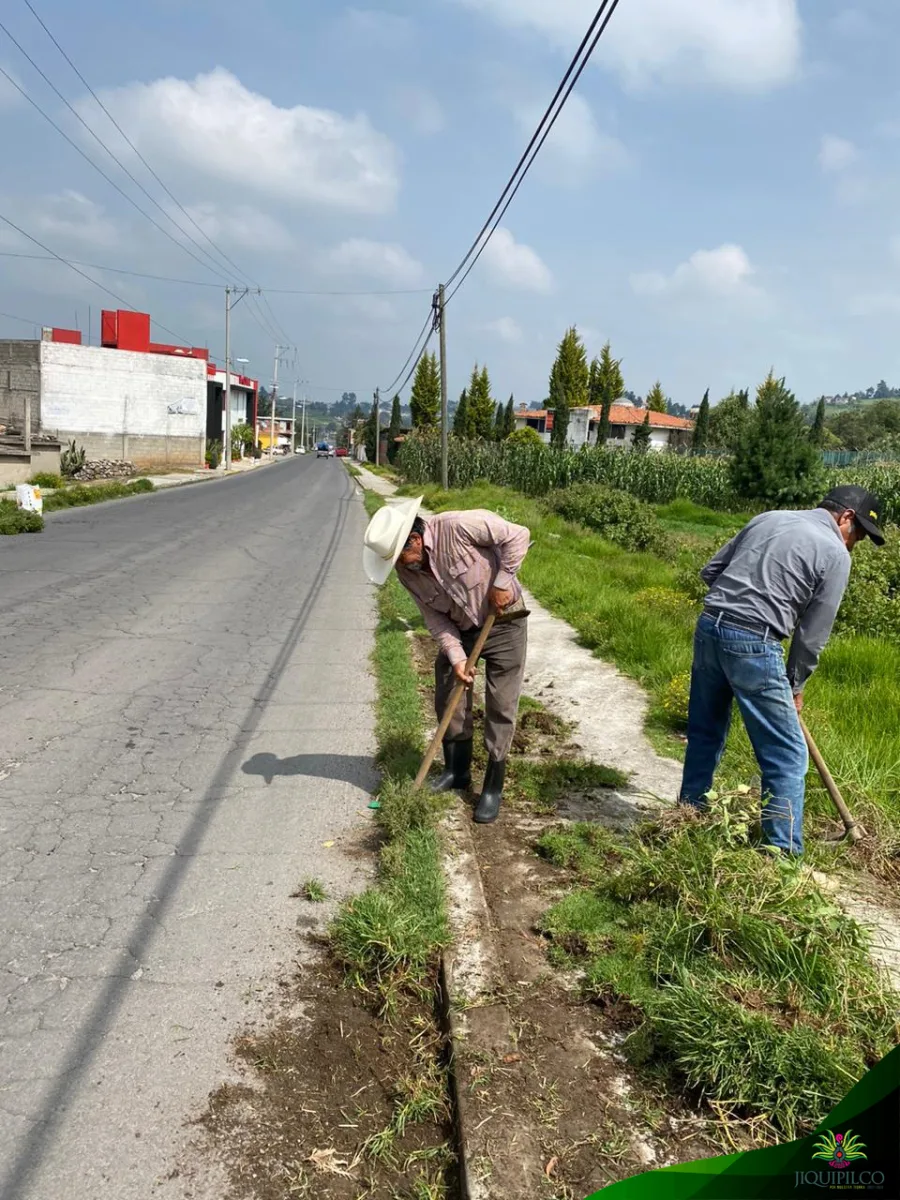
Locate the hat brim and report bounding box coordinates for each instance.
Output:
[856,513,885,546]
[362,496,423,585]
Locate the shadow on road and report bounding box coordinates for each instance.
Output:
[243,752,377,788]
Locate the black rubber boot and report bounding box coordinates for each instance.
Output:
[430,739,473,793]
[474,759,506,824]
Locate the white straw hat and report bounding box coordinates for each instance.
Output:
[362,496,424,585]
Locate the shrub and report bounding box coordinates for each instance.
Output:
[672,547,711,602]
[0,504,44,534]
[545,483,663,552]
[506,426,543,447]
[205,439,222,469]
[660,672,691,724]
[60,439,86,478]
[29,472,65,490]
[834,527,900,641]
[730,374,826,507]
[634,586,699,621]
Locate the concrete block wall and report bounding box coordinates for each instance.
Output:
[40,342,207,469]
[0,341,41,434]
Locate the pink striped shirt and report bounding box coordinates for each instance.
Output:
[396,509,530,665]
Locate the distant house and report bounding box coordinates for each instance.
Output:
[515,401,694,452]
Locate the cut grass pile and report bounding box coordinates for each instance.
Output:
[537,796,900,1139]
[329,490,450,1010]
[399,482,900,839]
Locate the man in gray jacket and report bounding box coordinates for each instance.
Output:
[680,485,885,855]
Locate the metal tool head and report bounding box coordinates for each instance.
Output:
[494,595,530,624]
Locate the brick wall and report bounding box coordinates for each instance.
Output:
[0,341,41,434]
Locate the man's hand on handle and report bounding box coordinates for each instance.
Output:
[793,691,804,714]
[453,661,476,687]
[489,585,515,615]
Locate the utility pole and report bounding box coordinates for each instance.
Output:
[301,390,307,451]
[438,284,448,490]
[291,382,297,454]
[224,285,254,470]
[270,344,283,460]
[373,387,380,467]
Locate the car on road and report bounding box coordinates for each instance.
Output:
[316,441,332,458]
[335,447,348,457]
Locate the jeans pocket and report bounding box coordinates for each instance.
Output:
[718,644,772,695]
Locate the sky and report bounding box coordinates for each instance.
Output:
[1,0,900,410]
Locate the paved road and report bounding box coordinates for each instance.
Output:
[0,458,378,1199]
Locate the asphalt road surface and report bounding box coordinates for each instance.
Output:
[0,458,378,1199]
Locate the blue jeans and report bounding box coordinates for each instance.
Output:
[680,613,808,855]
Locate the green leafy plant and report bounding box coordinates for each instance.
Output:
[205,439,222,469]
[545,482,663,552]
[0,504,44,534]
[505,425,543,448]
[60,439,86,478]
[28,472,65,490]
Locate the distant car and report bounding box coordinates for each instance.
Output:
[316,441,330,458]
[336,447,348,457]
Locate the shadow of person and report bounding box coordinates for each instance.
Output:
[242,752,378,788]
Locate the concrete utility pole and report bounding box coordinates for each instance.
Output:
[301,390,307,451]
[291,382,297,454]
[438,284,449,490]
[270,345,283,460]
[373,386,380,467]
[224,286,254,470]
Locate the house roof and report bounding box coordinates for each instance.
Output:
[516,405,694,431]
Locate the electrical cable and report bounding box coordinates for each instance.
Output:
[0,210,199,349]
[446,0,622,306]
[377,307,434,395]
[443,0,615,290]
[0,309,43,329]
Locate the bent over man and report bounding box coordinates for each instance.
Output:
[680,485,884,856]
[363,497,530,824]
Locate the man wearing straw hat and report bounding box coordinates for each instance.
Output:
[363,497,530,824]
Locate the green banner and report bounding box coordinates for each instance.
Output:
[587,1047,899,1199]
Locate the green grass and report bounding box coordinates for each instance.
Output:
[400,482,900,838]
[537,799,900,1138]
[28,471,65,490]
[42,478,154,511]
[0,506,44,535]
[329,489,450,1009]
[294,878,327,902]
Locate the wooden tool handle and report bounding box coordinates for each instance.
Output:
[800,717,864,844]
[414,613,497,789]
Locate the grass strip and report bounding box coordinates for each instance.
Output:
[397,482,900,841]
[536,797,900,1139]
[42,478,155,510]
[330,490,450,1011]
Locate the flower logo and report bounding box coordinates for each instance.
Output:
[811,1129,867,1171]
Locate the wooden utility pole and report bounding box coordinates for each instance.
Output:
[438,284,448,490]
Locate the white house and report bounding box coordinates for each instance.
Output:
[515,401,694,452]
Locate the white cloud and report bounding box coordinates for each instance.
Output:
[453,0,801,91]
[324,239,426,287]
[819,135,858,173]
[511,93,628,177]
[180,203,295,252]
[481,228,553,292]
[26,191,120,250]
[88,68,400,214]
[483,316,524,343]
[631,244,759,299]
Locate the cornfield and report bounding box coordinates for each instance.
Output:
[397,433,900,525]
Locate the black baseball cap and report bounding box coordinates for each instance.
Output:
[821,485,886,546]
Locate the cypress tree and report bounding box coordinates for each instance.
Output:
[646,381,668,413]
[386,393,402,462]
[730,372,826,506]
[692,389,711,455]
[810,396,827,447]
[453,388,469,437]
[504,394,515,438]
[467,364,495,439]
[549,326,589,449]
[493,402,506,440]
[590,341,624,445]
[632,410,652,453]
[410,351,440,427]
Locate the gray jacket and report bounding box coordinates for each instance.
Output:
[701,508,851,693]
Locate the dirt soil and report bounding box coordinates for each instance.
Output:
[175,956,456,1199]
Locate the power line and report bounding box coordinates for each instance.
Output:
[0,309,42,329]
[19,0,260,293]
[445,0,622,304]
[0,60,232,285]
[378,307,435,395]
[0,209,198,348]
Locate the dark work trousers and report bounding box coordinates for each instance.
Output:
[434,618,528,763]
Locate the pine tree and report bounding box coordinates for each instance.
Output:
[410,351,440,427]
[730,372,826,506]
[453,388,469,438]
[504,394,515,438]
[590,341,624,445]
[708,388,750,453]
[646,381,667,413]
[364,393,379,461]
[467,364,495,440]
[691,389,710,455]
[493,402,506,440]
[632,411,652,453]
[386,393,402,462]
[549,326,589,449]
[810,396,827,447]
